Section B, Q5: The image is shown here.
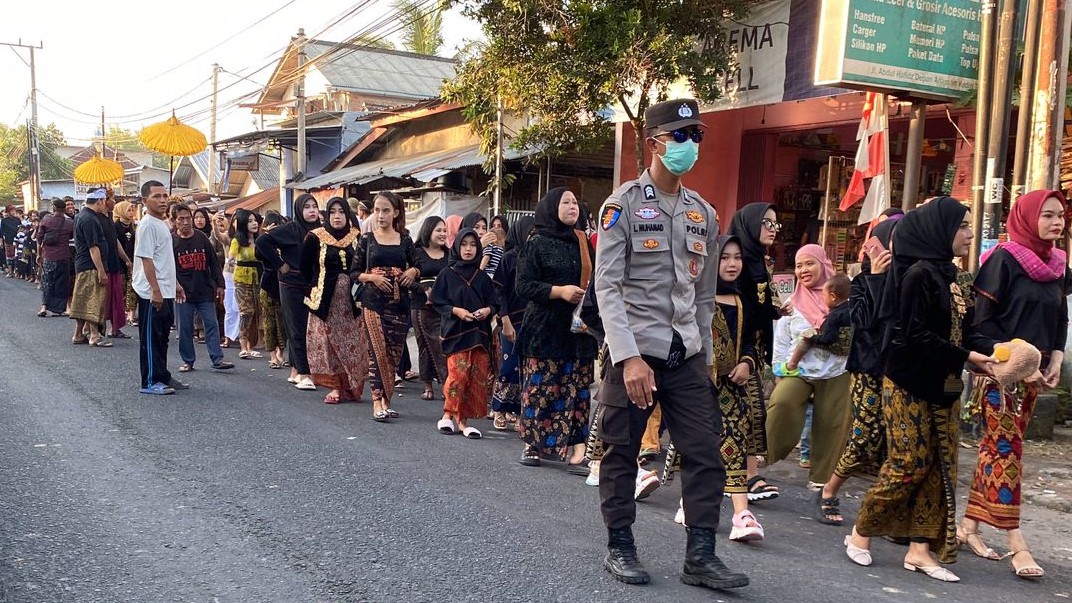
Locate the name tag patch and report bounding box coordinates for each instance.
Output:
[634,207,661,220]
[601,202,623,231]
[632,223,664,233]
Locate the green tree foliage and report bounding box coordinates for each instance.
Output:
[0,122,70,200]
[444,0,757,174]
[105,126,171,169]
[396,0,446,55]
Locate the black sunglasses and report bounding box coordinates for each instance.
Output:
[660,128,704,144]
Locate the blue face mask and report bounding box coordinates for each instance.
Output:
[654,139,699,176]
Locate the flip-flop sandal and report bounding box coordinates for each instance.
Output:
[373,410,390,422]
[323,393,341,404]
[37,310,46,317]
[178,363,195,373]
[815,490,843,525]
[746,475,780,501]
[110,332,132,339]
[249,351,263,358]
[268,361,284,369]
[421,389,434,400]
[88,339,113,347]
[239,351,251,359]
[385,408,399,418]
[71,338,88,345]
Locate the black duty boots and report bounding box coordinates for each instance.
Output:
[603,527,651,585]
[681,527,749,590]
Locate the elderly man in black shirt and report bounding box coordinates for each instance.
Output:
[172,203,234,372]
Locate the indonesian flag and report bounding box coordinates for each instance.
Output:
[840,92,890,224]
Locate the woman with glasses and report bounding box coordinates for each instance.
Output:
[727,202,785,501]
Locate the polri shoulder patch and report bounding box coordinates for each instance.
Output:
[600,202,623,231]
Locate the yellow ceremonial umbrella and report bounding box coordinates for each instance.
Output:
[73,154,125,185]
[138,112,208,192]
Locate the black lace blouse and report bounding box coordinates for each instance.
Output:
[515,234,598,360]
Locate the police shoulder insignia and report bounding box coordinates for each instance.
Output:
[643,239,660,249]
[686,210,705,223]
[601,202,623,231]
[643,185,656,201]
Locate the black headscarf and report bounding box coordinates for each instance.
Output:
[533,187,578,243]
[890,196,966,283]
[716,235,742,295]
[728,202,776,282]
[292,193,321,235]
[461,212,487,231]
[505,215,535,252]
[450,227,484,280]
[323,196,357,241]
[193,208,213,235]
[491,214,510,233]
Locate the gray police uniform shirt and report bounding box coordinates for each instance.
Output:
[594,170,719,368]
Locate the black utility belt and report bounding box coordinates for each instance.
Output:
[641,352,693,372]
[236,260,261,268]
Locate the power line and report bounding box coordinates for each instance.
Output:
[146,0,301,81]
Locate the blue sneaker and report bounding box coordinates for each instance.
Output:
[140,382,176,395]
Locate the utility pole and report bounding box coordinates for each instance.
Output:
[901,101,927,211]
[1027,0,1072,190]
[493,94,503,217]
[208,63,220,196]
[295,29,308,181]
[969,2,996,269]
[982,0,1020,258]
[1,40,43,211]
[1011,0,1041,198]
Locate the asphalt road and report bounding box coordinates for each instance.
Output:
[0,276,1069,603]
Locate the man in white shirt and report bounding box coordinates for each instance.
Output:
[132,180,186,395]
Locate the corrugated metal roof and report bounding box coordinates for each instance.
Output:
[227,187,280,214]
[288,144,534,191]
[306,40,456,100]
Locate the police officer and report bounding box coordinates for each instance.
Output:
[593,99,748,591]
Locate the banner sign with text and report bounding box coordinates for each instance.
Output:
[610,0,846,121]
[814,0,982,100]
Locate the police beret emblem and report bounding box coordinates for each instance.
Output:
[678,104,693,118]
[643,239,660,249]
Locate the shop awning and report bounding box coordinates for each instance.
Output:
[287,144,533,191]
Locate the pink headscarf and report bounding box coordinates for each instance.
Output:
[444,215,464,247]
[791,244,836,328]
[1006,189,1065,261]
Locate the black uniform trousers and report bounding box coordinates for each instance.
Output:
[598,353,726,530]
[138,297,174,389]
[278,283,311,375]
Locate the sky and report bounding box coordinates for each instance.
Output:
[0,0,478,148]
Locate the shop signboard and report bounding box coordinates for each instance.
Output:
[814,0,982,101]
[610,0,847,121]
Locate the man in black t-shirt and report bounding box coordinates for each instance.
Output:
[173,203,233,371]
[70,190,111,346]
